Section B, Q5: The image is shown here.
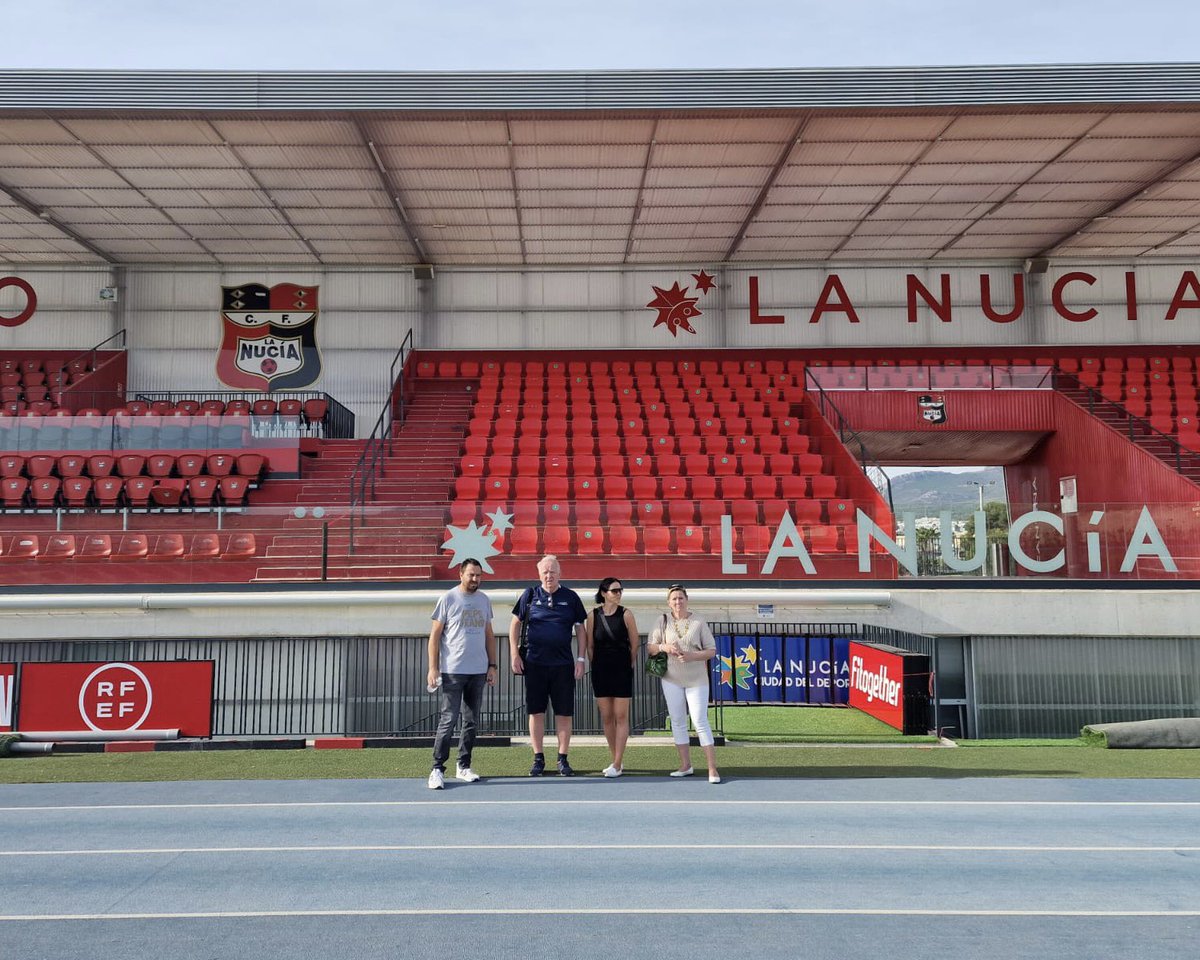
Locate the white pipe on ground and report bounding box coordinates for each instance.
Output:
[18,729,180,742]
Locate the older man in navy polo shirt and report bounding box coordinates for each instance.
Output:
[509,554,588,776]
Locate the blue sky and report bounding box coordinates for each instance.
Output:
[6,1,1198,70]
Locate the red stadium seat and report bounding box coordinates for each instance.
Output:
[0,455,24,479]
[57,455,87,478]
[603,500,633,525]
[62,477,92,510]
[225,400,251,417]
[150,478,187,510]
[146,454,175,478]
[40,533,76,560]
[86,455,115,478]
[608,526,638,554]
[222,533,258,560]
[151,533,185,560]
[27,455,57,479]
[809,475,838,499]
[643,527,673,554]
[79,534,112,560]
[207,454,235,478]
[509,528,540,555]
[200,399,226,417]
[92,477,123,510]
[235,454,265,483]
[1,477,29,510]
[690,475,718,500]
[186,532,221,560]
[124,476,155,510]
[113,533,150,561]
[30,477,60,510]
[543,527,571,554]
[3,534,39,560]
[117,454,146,478]
[188,476,219,508]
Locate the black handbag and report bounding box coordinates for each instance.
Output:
[517,587,533,661]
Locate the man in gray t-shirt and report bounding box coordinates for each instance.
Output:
[427,558,497,789]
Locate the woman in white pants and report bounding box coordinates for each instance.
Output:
[649,584,720,783]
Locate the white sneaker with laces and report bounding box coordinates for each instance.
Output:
[455,766,481,783]
[427,768,445,790]
[602,764,623,778]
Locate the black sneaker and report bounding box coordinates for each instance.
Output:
[557,758,575,777]
[529,755,545,777]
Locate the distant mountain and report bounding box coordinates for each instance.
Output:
[884,468,1006,518]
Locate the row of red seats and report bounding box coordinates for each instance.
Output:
[420,358,788,379]
[0,357,92,375]
[1,474,253,512]
[466,414,807,442]
[455,473,840,503]
[462,433,813,459]
[498,523,847,556]
[452,496,853,528]
[0,531,257,562]
[472,394,798,420]
[1,453,264,482]
[1,400,62,417]
[477,372,798,393]
[1074,357,1198,373]
[458,451,825,480]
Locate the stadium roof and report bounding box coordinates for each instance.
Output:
[4,63,1200,268]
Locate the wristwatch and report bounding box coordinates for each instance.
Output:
[576,656,586,663]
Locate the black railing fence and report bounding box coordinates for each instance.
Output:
[1,622,935,738]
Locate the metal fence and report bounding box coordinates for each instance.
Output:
[0,635,670,738]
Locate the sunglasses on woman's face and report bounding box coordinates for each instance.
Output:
[608,586,623,594]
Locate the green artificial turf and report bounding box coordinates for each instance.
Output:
[2,740,1198,784]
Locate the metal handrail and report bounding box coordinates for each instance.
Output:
[804,369,894,517]
[55,328,126,381]
[348,328,414,551]
[1053,370,1200,476]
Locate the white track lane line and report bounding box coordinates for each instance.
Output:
[2,908,1199,921]
[4,843,1199,856]
[4,799,1199,813]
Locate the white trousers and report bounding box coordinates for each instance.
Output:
[661,678,714,747]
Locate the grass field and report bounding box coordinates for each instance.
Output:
[3,707,1196,784]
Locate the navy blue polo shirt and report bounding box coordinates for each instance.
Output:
[513,585,587,667]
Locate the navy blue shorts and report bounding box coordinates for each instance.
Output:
[523,663,575,717]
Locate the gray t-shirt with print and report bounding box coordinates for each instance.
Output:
[431,587,493,675]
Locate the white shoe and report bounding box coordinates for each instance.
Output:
[669,767,694,778]
[427,769,445,790]
[709,773,721,784]
[602,764,623,778]
[455,766,481,783]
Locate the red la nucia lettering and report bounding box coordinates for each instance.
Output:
[747,270,1200,325]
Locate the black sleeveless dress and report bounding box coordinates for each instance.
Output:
[590,606,634,698]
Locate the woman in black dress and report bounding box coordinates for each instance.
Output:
[585,577,639,778]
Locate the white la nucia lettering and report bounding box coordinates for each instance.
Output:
[238,340,302,361]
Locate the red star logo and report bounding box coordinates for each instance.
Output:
[691,270,717,294]
[647,282,701,337]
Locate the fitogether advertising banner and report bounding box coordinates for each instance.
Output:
[847,642,931,735]
[16,661,215,736]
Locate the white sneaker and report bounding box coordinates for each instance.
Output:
[427,769,445,790]
[669,767,694,778]
[455,766,481,783]
[602,764,623,778]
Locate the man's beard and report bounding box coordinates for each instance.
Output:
[463,582,478,593]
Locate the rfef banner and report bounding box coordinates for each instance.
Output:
[0,663,14,732]
[17,661,215,736]
[847,642,931,735]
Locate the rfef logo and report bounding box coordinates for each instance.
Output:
[0,663,15,732]
[78,662,153,731]
[16,661,215,736]
[218,282,321,391]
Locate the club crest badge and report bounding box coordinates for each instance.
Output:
[917,394,947,424]
[646,270,717,337]
[218,283,321,391]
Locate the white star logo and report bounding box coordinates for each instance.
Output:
[486,509,514,534]
[441,520,501,573]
